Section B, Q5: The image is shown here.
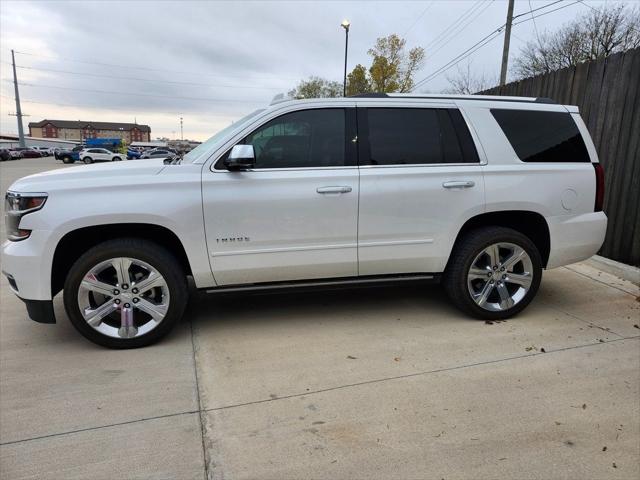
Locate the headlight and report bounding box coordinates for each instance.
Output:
[4,192,47,241]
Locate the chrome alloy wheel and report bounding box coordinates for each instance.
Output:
[466,242,534,312]
[77,257,170,339]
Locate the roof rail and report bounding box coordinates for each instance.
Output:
[349,93,556,104]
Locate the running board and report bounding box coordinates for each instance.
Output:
[204,274,438,294]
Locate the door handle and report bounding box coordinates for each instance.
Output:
[442,180,475,189]
[316,186,352,194]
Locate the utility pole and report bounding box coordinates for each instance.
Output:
[499,0,515,86]
[10,49,26,147]
[180,117,183,141]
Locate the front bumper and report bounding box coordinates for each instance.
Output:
[2,230,55,301]
[20,297,56,323]
[2,232,57,323]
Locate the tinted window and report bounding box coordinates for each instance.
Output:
[491,109,590,162]
[241,109,345,169]
[364,108,479,165]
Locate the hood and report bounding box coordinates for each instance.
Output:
[8,159,167,193]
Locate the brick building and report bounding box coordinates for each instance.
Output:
[28,120,151,143]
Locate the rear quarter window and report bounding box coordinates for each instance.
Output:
[491,109,590,162]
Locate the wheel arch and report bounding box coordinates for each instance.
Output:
[450,210,551,268]
[51,223,193,297]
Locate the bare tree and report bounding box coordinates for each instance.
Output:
[444,61,497,94]
[514,3,640,79]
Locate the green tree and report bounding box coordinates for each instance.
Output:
[346,64,371,96]
[367,34,425,93]
[288,76,342,99]
[118,139,128,155]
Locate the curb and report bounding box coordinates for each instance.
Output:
[586,255,640,286]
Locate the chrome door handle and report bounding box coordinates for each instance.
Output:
[316,186,352,194]
[442,180,475,189]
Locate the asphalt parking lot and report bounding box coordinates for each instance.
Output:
[1,157,639,480]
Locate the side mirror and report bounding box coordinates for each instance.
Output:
[224,144,255,171]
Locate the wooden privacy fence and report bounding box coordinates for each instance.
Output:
[479,48,640,266]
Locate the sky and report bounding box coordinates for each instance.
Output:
[0,0,619,141]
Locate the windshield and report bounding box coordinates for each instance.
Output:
[181,109,265,164]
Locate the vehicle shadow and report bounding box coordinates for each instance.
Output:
[184,280,470,331]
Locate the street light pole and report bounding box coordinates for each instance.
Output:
[341,20,350,97]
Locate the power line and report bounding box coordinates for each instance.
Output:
[412,27,505,90]
[529,0,544,47]
[10,50,299,82]
[422,0,486,52]
[0,94,244,120]
[426,1,495,60]
[402,1,436,37]
[412,0,584,89]
[1,63,285,90]
[3,79,266,104]
[512,1,582,26]
[512,0,564,20]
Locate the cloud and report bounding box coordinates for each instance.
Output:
[1,0,601,140]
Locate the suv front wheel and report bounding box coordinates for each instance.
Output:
[443,227,542,320]
[63,238,188,348]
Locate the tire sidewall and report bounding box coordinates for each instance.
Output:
[83,157,93,164]
[63,240,187,348]
[446,228,543,320]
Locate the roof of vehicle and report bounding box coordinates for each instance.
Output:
[270,93,557,107]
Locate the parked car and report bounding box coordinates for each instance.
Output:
[11,147,41,158]
[139,148,176,160]
[127,148,142,160]
[8,149,24,159]
[55,145,84,164]
[0,148,11,161]
[79,148,123,164]
[2,94,607,348]
[31,147,51,156]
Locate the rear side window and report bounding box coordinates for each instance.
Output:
[362,108,479,165]
[491,109,590,162]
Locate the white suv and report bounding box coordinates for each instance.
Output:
[2,94,607,348]
[79,148,123,164]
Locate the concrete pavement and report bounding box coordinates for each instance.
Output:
[1,157,638,479]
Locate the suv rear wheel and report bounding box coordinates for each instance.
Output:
[63,238,188,348]
[443,227,542,320]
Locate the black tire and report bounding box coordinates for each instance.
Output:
[83,156,93,164]
[63,238,188,348]
[443,227,542,320]
[112,157,122,161]
[62,156,74,164]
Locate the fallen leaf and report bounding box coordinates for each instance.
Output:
[582,403,587,410]
[633,324,639,329]
[612,462,617,469]
[602,446,607,451]
[346,355,357,360]
[485,320,494,325]
[525,346,537,352]
[540,347,546,353]
[394,357,401,362]
[555,421,562,425]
